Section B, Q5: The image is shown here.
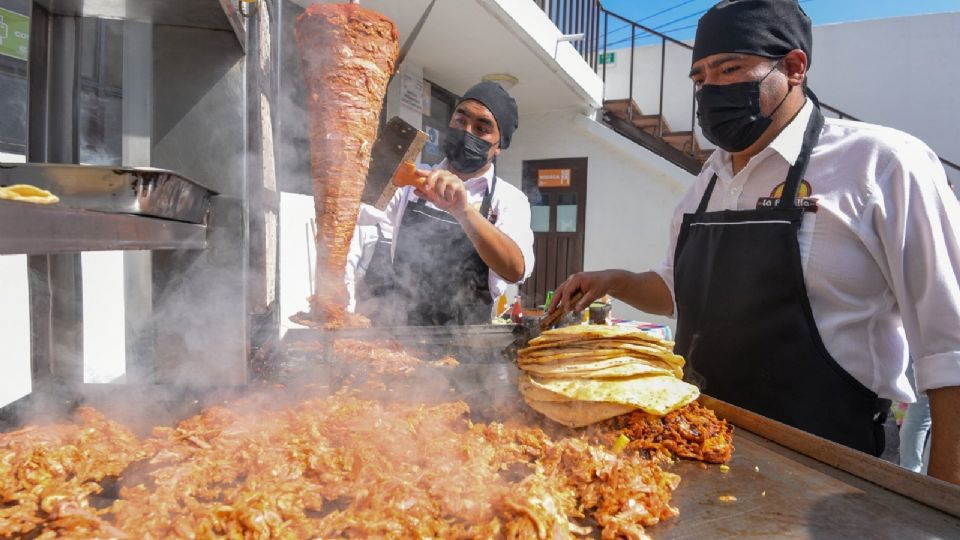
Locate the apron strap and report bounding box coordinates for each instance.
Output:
[478,164,498,219]
[780,104,825,209]
[696,174,720,215]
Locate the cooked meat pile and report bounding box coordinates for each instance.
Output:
[294,3,399,328]
[285,338,435,377]
[1,343,733,538]
[333,338,444,376]
[3,395,681,539]
[592,402,734,464]
[0,408,146,538]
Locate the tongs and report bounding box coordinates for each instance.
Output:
[539,290,584,332]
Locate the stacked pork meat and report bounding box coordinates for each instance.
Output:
[294,2,399,328]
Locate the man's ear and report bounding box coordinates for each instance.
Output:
[783,49,808,88]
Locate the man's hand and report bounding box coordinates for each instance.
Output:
[549,271,623,314]
[416,169,471,217]
[927,385,960,485]
[548,270,675,317]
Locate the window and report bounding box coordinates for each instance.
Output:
[0,0,30,160]
[556,193,578,233]
[420,80,458,167]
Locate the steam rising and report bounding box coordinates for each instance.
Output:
[1,0,521,452]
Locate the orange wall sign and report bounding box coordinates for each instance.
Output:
[538,168,571,188]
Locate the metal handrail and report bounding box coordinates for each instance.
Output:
[534,0,604,70]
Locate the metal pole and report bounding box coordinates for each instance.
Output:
[628,25,635,122]
[658,37,666,137]
[602,11,608,88]
[627,24,637,124]
[586,1,593,67]
[592,2,600,69]
[576,0,589,54]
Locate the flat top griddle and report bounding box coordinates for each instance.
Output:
[3,342,959,538]
[660,430,959,538]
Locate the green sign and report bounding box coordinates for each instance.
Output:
[598,52,616,65]
[0,8,29,62]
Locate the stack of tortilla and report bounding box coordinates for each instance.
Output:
[517,325,700,427]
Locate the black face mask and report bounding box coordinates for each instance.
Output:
[696,60,790,153]
[442,128,494,174]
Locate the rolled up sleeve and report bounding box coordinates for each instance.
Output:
[875,141,960,392]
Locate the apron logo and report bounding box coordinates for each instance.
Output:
[757,180,818,211]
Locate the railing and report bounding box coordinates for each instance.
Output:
[819,104,960,175]
[530,0,960,177]
[533,0,603,70]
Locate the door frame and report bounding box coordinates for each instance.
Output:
[521,157,588,309]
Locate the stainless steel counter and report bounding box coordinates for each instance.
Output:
[658,430,959,539]
[0,163,216,224]
[652,397,960,539]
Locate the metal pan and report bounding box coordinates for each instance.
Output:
[0,163,217,224]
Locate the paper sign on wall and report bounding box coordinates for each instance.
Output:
[538,168,572,188]
[400,63,424,113]
[0,8,30,62]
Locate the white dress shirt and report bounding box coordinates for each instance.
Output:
[385,160,535,300]
[656,100,960,401]
[344,204,393,313]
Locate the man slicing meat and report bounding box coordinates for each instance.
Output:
[549,0,960,484]
[385,82,535,326]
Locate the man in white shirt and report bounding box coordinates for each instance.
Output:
[385,82,534,326]
[344,204,396,323]
[549,0,960,484]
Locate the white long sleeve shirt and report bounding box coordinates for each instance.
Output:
[384,160,535,300]
[344,204,393,313]
[656,101,960,401]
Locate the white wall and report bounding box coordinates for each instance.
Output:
[484,0,604,109]
[279,192,315,337]
[0,153,31,406]
[81,252,127,383]
[601,12,960,189]
[806,13,960,188]
[497,109,693,329]
[0,255,31,407]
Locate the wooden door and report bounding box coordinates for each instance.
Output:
[521,158,588,309]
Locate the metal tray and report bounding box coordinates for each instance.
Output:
[0,163,217,224]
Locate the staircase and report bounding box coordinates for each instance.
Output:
[601,98,712,175]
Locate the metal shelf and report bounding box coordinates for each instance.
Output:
[33,0,246,51]
[0,200,206,255]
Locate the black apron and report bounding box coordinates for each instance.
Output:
[392,177,497,326]
[673,106,891,455]
[355,224,400,325]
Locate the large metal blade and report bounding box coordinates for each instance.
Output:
[396,0,437,67]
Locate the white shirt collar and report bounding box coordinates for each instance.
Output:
[707,99,815,178]
[767,99,814,167]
